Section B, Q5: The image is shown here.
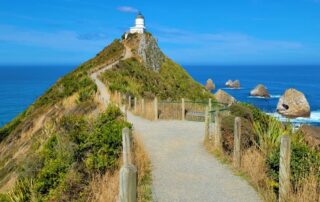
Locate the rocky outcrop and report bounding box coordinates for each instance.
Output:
[215,89,236,106]
[225,80,240,88]
[205,79,215,91]
[138,33,165,71]
[250,84,270,98]
[277,88,310,118]
[226,80,233,87]
[300,125,320,151]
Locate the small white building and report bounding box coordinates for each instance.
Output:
[129,12,146,34]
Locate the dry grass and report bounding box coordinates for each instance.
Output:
[240,147,277,202]
[90,170,120,202]
[288,173,320,202]
[133,133,152,202]
[133,99,155,121]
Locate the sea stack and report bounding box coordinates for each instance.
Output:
[225,80,240,89]
[277,88,311,118]
[215,89,236,106]
[205,79,216,91]
[250,84,270,98]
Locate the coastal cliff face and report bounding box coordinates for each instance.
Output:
[124,32,165,71]
[138,33,165,71]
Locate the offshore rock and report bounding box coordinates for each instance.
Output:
[225,80,240,88]
[205,79,216,91]
[277,88,310,118]
[250,84,270,98]
[215,89,236,106]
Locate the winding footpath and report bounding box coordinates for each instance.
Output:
[91,48,261,202]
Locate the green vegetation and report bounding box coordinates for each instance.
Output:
[100,57,213,100]
[218,102,320,199]
[2,105,130,201]
[0,39,125,143]
[267,142,320,189]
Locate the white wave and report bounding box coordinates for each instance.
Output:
[222,87,245,90]
[248,94,281,99]
[267,111,320,126]
[248,96,269,99]
[270,95,281,98]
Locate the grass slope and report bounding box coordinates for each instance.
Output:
[100,57,214,100]
[0,39,124,142]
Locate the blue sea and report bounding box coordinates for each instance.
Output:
[0,65,74,127]
[0,65,319,127]
[184,65,320,127]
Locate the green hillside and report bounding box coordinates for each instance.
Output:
[0,33,214,201]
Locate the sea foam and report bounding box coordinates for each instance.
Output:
[268,111,320,126]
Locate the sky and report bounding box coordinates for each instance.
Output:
[0,0,320,65]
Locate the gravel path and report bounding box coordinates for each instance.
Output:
[90,46,132,104]
[128,113,262,202]
[91,46,261,202]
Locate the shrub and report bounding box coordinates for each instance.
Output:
[267,142,320,187]
[253,117,290,155]
[6,178,34,202]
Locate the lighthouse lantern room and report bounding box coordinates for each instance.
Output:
[129,12,146,34]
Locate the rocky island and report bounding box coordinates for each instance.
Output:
[250,84,270,98]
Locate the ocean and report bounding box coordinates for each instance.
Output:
[184,65,320,126]
[0,65,319,127]
[0,65,74,127]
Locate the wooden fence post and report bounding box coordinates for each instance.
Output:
[119,164,137,202]
[122,128,132,165]
[233,117,241,168]
[123,106,127,121]
[208,98,212,123]
[141,98,145,116]
[119,128,137,202]
[134,97,137,113]
[279,135,291,202]
[204,106,209,141]
[181,98,185,121]
[128,96,131,110]
[214,112,222,151]
[154,97,158,120]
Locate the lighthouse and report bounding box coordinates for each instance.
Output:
[129,12,146,34]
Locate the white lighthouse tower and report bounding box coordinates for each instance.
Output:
[129,12,146,34]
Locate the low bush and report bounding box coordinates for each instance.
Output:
[267,142,320,188]
[6,105,131,201]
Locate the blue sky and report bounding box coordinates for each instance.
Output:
[1,0,320,65]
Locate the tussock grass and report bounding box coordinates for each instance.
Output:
[133,133,153,202]
[90,169,120,202]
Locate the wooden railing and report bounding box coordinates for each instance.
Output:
[110,91,227,122]
[119,128,137,202]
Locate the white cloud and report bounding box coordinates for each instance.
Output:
[117,6,139,13]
